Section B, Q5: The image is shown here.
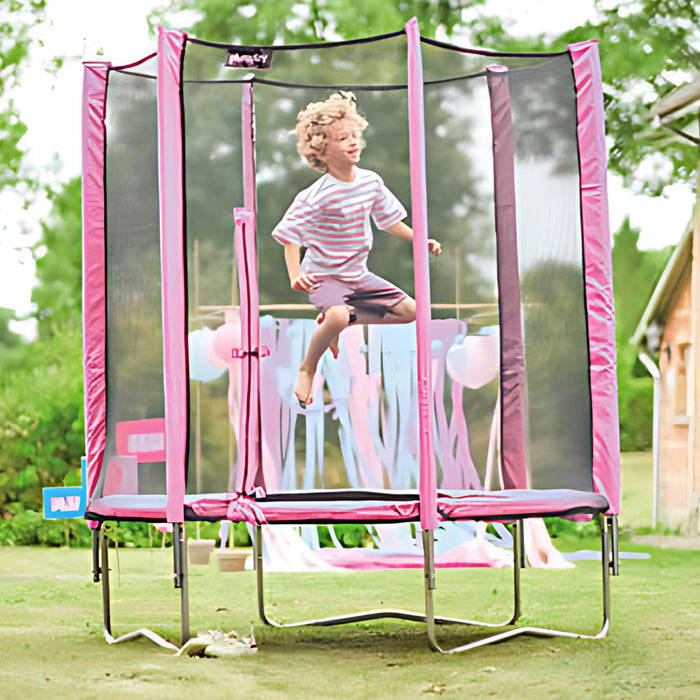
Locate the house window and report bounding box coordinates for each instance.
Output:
[675,342,692,417]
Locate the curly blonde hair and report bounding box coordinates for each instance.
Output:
[295,91,368,173]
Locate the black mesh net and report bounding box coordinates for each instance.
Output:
[100,60,166,498]
[178,35,592,496]
[96,34,594,503]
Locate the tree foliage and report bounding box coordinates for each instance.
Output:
[0,0,56,361]
[0,324,84,516]
[152,0,700,192]
[612,218,672,450]
[559,0,700,194]
[150,0,481,45]
[0,0,48,189]
[0,0,84,514]
[30,176,83,335]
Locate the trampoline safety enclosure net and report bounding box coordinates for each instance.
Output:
[81,22,620,530]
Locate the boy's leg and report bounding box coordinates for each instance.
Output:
[316,313,342,359]
[353,297,416,325]
[316,307,359,358]
[309,279,354,361]
[296,305,352,406]
[345,273,416,326]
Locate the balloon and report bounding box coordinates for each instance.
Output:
[446,333,499,389]
[210,321,242,364]
[188,327,227,382]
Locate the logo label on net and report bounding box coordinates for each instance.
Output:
[225,48,273,69]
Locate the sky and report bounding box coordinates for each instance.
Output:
[0,0,695,338]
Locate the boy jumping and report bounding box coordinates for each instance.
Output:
[272,92,441,407]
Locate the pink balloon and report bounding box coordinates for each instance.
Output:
[209,321,242,366]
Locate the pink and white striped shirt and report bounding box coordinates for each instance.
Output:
[272,167,407,282]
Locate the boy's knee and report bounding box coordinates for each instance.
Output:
[322,305,352,329]
[397,298,416,323]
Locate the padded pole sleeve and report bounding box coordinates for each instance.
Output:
[569,41,620,513]
[406,18,438,531]
[82,61,111,502]
[234,83,265,495]
[157,27,188,523]
[486,66,529,490]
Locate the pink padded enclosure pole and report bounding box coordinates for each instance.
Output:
[405,18,438,532]
[569,40,621,513]
[486,66,529,490]
[235,83,265,495]
[158,27,188,523]
[233,207,263,494]
[82,61,110,502]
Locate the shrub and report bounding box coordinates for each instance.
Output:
[0,507,92,547]
[0,325,84,518]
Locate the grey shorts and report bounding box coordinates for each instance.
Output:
[307,272,408,317]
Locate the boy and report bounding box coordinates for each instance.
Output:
[272,92,441,407]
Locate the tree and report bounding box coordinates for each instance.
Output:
[613,218,672,342]
[0,0,49,190]
[151,0,700,193]
[469,0,700,193]
[0,1,50,376]
[0,324,84,517]
[612,218,672,450]
[0,0,61,353]
[30,176,82,336]
[0,0,83,512]
[149,0,478,45]
[0,307,26,373]
[582,0,700,194]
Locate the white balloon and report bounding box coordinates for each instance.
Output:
[446,333,499,389]
[188,327,227,382]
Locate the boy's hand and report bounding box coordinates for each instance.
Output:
[291,272,318,292]
[428,239,442,256]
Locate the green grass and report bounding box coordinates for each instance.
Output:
[1,542,699,699]
[1,452,699,699]
[619,451,654,532]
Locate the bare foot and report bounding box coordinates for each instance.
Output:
[294,369,314,408]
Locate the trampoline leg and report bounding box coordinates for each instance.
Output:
[254,526,270,624]
[599,514,611,631]
[99,526,112,637]
[423,529,439,652]
[91,525,101,583]
[511,521,522,624]
[517,519,526,569]
[607,514,619,576]
[173,523,190,644]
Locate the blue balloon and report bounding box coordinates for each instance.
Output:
[188,327,227,382]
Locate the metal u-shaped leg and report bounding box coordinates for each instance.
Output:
[172,523,190,645]
[99,526,112,638]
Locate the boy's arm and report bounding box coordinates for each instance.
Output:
[384,221,441,256]
[284,242,317,292]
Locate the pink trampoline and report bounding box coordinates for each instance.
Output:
[82,19,620,653]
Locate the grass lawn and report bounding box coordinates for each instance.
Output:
[1,453,699,699]
[619,452,655,532]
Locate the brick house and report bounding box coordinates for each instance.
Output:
[631,78,700,536]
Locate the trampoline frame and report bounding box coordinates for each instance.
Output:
[82,18,621,654]
[91,513,617,652]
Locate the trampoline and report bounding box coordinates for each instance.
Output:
[81,19,620,653]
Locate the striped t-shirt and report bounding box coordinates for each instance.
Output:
[271,167,407,282]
